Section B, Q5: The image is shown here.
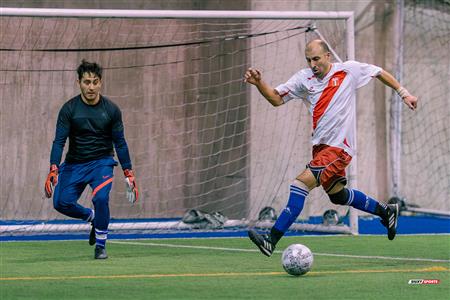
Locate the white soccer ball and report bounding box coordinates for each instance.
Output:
[281,243,314,276]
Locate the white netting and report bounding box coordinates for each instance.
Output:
[397,0,450,211]
[0,14,352,236]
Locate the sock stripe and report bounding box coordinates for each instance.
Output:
[290,184,307,192]
[347,189,379,215]
[290,186,308,197]
[96,234,107,240]
[290,190,308,197]
[290,185,308,192]
[273,185,307,235]
[290,189,308,197]
[346,189,354,205]
[96,240,106,248]
[95,229,108,240]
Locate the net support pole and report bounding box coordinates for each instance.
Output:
[0,8,354,20]
[389,0,404,199]
[344,13,359,235]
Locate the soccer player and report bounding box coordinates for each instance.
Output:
[244,39,418,257]
[44,60,138,259]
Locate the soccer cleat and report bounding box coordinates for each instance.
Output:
[248,229,275,257]
[94,246,108,259]
[89,223,95,246]
[385,204,399,240]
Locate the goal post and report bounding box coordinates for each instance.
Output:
[0,8,358,237]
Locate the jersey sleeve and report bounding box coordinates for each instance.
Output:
[274,71,307,103]
[112,130,132,170]
[50,103,71,166]
[344,60,382,89]
[55,102,72,130]
[110,103,124,132]
[109,103,132,170]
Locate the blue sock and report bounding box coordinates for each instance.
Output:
[346,189,385,216]
[95,229,108,248]
[273,184,308,239]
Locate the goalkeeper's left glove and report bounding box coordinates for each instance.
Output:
[44,164,58,198]
[124,169,138,204]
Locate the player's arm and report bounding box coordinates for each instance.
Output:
[111,129,132,171]
[376,69,418,110]
[45,108,70,198]
[112,129,139,204]
[111,106,138,204]
[244,68,284,107]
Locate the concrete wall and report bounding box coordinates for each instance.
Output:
[2,0,446,221]
[0,0,252,220]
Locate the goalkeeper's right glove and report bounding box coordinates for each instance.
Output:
[44,164,58,198]
[124,169,138,204]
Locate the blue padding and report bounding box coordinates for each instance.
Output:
[358,215,450,235]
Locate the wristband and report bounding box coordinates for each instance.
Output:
[396,86,411,99]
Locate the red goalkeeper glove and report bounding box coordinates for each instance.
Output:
[124,169,138,204]
[44,164,58,198]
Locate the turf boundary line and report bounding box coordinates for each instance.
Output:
[1,266,448,281]
[110,240,450,263]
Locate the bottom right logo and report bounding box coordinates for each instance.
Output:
[408,279,440,285]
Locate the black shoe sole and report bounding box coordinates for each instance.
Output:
[248,229,273,257]
[89,225,95,246]
[387,204,399,240]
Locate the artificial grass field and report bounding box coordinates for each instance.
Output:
[1,235,449,299]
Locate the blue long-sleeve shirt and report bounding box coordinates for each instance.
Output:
[50,94,132,170]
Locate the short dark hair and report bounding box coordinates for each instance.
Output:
[77,59,102,80]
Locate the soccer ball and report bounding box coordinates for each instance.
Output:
[281,244,314,276]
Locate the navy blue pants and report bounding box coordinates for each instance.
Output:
[53,157,117,231]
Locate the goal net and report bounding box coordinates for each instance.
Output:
[0,9,356,238]
[390,0,450,216]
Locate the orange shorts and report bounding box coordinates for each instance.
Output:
[307,144,352,193]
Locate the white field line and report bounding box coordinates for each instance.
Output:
[110,240,450,263]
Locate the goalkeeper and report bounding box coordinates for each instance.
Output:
[44,60,138,259]
[244,39,418,257]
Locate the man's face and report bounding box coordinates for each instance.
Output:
[78,72,102,103]
[305,45,331,79]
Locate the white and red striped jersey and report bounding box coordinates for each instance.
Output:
[275,60,382,156]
